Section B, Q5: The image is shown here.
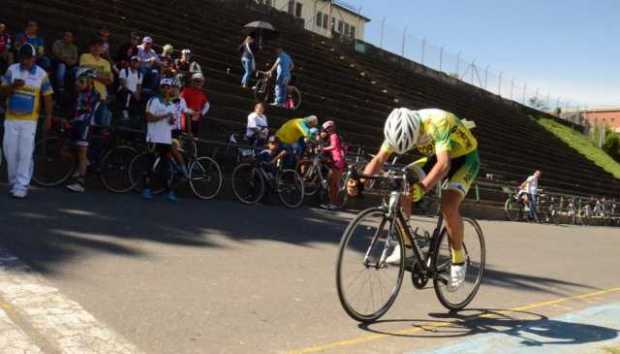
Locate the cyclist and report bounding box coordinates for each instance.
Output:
[170,78,190,178]
[347,108,480,291]
[518,170,541,221]
[275,115,318,165]
[66,67,101,193]
[257,135,287,180]
[142,77,177,201]
[319,120,345,211]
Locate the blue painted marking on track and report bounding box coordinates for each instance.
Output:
[412,303,620,354]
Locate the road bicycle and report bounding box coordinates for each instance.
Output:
[231,157,305,208]
[253,71,302,110]
[503,186,540,222]
[32,118,138,193]
[336,162,485,322]
[128,132,223,199]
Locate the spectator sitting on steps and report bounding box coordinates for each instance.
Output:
[51,31,78,95]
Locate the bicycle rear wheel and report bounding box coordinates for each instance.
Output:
[432,217,485,311]
[231,163,265,205]
[33,136,76,187]
[189,157,223,200]
[99,145,136,193]
[336,207,405,322]
[298,161,320,196]
[288,86,302,110]
[277,169,305,208]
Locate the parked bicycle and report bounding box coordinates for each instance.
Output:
[253,71,302,110]
[32,118,138,193]
[128,132,223,199]
[231,157,305,208]
[336,162,485,322]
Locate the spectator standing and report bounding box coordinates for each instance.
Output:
[51,31,78,95]
[319,120,345,210]
[180,72,209,137]
[142,77,177,201]
[65,67,101,193]
[137,36,160,95]
[0,23,13,71]
[117,56,143,120]
[15,21,50,70]
[0,44,54,198]
[115,32,140,69]
[519,170,542,221]
[267,46,294,107]
[79,38,113,102]
[175,49,202,87]
[98,28,112,60]
[245,101,268,146]
[239,35,256,89]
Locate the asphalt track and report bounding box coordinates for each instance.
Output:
[1,186,619,353]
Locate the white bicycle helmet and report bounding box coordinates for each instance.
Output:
[383,108,422,154]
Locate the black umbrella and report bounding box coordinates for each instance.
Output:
[243,21,279,40]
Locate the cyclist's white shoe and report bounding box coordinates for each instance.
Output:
[385,244,401,264]
[447,263,467,292]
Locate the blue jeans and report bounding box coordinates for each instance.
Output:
[55,62,67,91]
[528,193,538,220]
[275,74,290,105]
[241,56,253,86]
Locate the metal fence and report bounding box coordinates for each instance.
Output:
[362,18,589,122]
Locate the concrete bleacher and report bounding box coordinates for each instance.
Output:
[3,0,619,203]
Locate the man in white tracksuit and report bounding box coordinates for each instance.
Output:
[1,43,54,198]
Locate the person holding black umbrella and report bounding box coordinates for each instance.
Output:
[239,35,256,89]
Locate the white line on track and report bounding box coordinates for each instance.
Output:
[0,247,142,353]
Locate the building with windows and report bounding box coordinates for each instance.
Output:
[256,0,370,40]
[582,107,620,133]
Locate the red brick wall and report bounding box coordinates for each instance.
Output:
[584,111,620,132]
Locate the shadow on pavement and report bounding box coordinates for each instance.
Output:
[482,267,598,295]
[0,187,350,274]
[359,308,618,346]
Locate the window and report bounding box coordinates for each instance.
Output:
[287,0,294,15]
[350,26,356,38]
[323,14,328,29]
[316,11,322,27]
[344,23,350,36]
[331,17,336,30]
[295,2,303,17]
[338,20,343,33]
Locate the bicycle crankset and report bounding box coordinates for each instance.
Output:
[410,260,429,289]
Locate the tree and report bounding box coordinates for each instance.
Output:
[528,97,548,111]
[602,132,620,162]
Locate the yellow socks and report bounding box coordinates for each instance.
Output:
[451,247,465,265]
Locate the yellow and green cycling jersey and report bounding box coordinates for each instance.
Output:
[275,118,310,145]
[381,109,480,197]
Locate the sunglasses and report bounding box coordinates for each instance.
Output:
[77,78,90,84]
[160,85,171,89]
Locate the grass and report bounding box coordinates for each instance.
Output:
[602,346,620,354]
[536,117,620,180]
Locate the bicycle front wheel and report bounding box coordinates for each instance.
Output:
[99,145,136,193]
[189,157,223,200]
[336,207,405,322]
[432,217,485,311]
[231,163,265,205]
[33,136,76,187]
[128,152,168,194]
[277,169,305,208]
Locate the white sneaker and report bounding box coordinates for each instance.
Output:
[11,190,27,199]
[447,263,467,292]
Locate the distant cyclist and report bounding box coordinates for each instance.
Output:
[319,120,346,211]
[275,115,318,165]
[347,108,480,291]
[518,170,541,221]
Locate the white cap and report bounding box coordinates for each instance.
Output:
[191,72,205,80]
